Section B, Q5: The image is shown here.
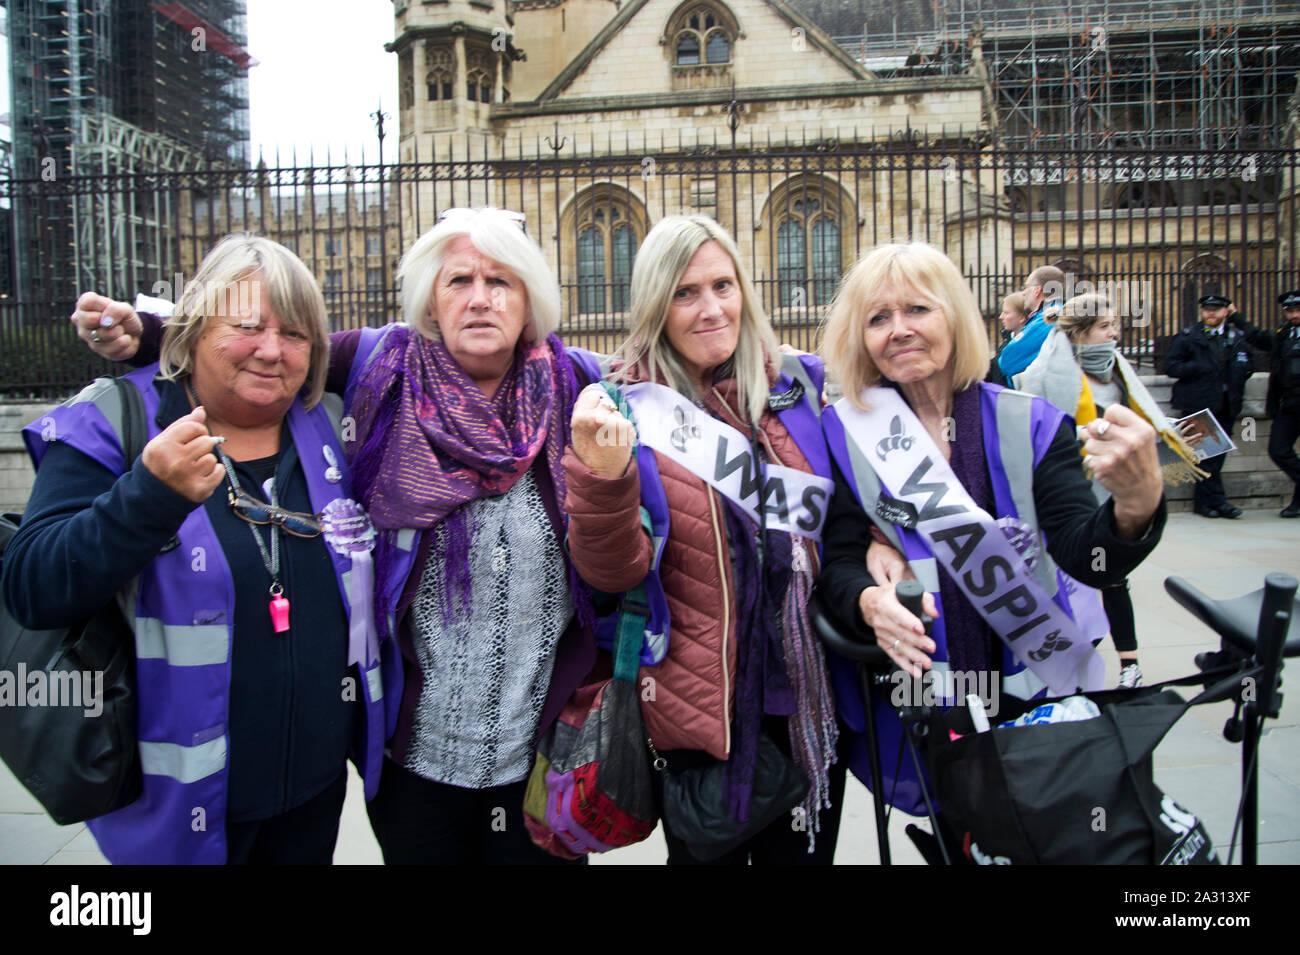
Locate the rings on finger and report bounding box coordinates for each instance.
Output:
[90,329,101,343]
[892,638,901,652]
[1095,419,1111,438]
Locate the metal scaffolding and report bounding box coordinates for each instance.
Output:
[71,114,205,299]
[4,0,252,310]
[829,0,1300,150]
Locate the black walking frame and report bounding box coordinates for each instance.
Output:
[813,573,1299,865]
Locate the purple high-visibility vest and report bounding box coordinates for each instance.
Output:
[23,365,386,864]
[822,383,1092,815]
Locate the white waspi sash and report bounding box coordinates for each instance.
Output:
[835,387,1104,695]
[622,381,832,541]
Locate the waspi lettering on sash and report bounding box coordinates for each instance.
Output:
[835,387,1105,695]
[623,381,832,540]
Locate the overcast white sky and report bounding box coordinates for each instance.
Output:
[247,1,399,163]
[0,2,399,164]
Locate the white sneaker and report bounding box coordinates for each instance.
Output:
[1118,662,1143,689]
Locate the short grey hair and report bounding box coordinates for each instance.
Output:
[397,208,560,342]
[160,234,330,409]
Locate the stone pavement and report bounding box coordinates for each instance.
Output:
[2,509,1297,865]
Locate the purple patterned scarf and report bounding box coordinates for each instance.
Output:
[347,325,588,630]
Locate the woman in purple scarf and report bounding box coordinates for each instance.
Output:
[75,210,597,864]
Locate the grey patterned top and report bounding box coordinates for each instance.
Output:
[404,469,573,789]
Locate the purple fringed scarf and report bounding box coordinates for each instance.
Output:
[938,384,998,673]
[346,326,594,634]
[720,496,795,823]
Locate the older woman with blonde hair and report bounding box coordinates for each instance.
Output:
[563,214,845,864]
[1014,291,1205,688]
[74,209,600,864]
[817,242,1168,823]
[9,235,385,863]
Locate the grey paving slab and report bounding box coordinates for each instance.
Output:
[0,761,46,814]
[0,811,81,865]
[5,510,1299,866]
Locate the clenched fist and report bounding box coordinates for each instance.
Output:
[570,384,635,480]
[1079,404,1163,539]
[141,407,227,504]
[72,292,143,363]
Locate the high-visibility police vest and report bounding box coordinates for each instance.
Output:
[23,364,386,864]
[822,383,1093,815]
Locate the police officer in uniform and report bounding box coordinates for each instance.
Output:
[1161,292,1254,518]
[1228,290,1300,517]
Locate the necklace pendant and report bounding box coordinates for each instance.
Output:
[269,594,290,633]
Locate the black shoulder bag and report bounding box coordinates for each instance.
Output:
[0,376,145,825]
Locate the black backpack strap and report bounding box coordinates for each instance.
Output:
[112,375,148,467]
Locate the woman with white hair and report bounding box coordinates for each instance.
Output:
[74,210,598,863]
[563,215,845,864]
[817,243,1167,830]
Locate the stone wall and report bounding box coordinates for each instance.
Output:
[0,404,50,516]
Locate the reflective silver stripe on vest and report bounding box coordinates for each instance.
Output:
[395,528,416,552]
[994,390,1060,597]
[139,737,226,784]
[133,618,229,667]
[909,557,940,594]
[780,354,821,418]
[365,664,382,702]
[842,421,904,554]
[319,392,344,436]
[1002,666,1046,702]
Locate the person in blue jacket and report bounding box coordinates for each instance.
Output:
[3,236,385,864]
[996,264,1065,382]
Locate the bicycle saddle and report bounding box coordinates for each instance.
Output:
[1164,574,1300,658]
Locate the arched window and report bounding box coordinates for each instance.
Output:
[577,207,637,314]
[669,3,736,67]
[565,188,648,316]
[426,47,453,102]
[773,193,842,307]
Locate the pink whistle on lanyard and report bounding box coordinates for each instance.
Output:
[269,595,290,633]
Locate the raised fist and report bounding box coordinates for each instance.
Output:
[570,384,634,480]
[72,292,143,362]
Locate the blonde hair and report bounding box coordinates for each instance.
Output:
[1057,292,1117,343]
[614,215,779,426]
[397,207,560,342]
[1001,291,1028,318]
[160,234,329,409]
[822,242,990,408]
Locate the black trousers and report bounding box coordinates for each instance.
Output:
[1102,579,1138,654]
[364,757,581,865]
[1269,397,1300,497]
[224,769,347,865]
[1192,408,1234,511]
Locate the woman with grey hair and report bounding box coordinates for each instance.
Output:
[9,235,384,863]
[74,210,598,864]
[563,214,846,864]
